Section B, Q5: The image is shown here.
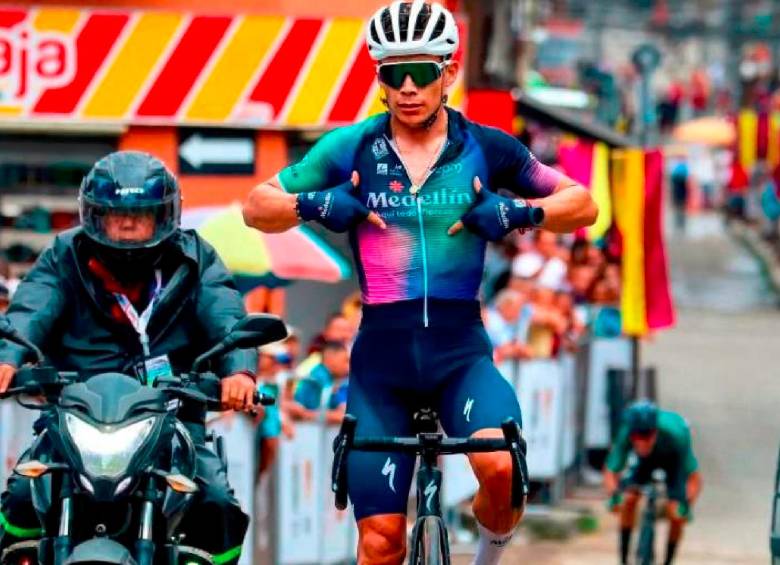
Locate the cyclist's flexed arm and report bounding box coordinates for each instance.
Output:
[244,125,385,234]
[475,125,598,233]
[243,176,298,233]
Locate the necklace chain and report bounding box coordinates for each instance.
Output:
[392,113,448,194]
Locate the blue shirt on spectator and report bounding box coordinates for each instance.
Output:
[294,363,349,411]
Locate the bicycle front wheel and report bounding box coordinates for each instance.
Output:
[635,516,655,565]
[409,516,450,565]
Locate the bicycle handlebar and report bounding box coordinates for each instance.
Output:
[331,415,529,512]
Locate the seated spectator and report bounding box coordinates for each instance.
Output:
[289,341,350,425]
[484,289,534,381]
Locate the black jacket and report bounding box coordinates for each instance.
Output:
[0,228,257,379]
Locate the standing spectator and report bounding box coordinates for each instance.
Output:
[307,312,354,354]
[297,312,355,377]
[289,341,350,425]
[484,289,534,382]
[670,157,690,233]
[761,164,780,240]
[725,157,749,223]
[255,343,289,481]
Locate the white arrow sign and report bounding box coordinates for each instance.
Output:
[179,134,254,169]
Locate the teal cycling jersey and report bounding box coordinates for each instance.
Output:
[606,410,699,476]
[279,108,564,322]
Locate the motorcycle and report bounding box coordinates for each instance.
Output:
[0,313,287,565]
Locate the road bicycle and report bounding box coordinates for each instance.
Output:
[332,409,528,565]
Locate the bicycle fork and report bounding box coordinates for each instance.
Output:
[416,454,443,518]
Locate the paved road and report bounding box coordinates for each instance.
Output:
[454,214,779,563]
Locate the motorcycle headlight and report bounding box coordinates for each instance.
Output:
[65,413,156,478]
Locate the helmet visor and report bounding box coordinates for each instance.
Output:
[377,61,445,89]
[80,194,179,250]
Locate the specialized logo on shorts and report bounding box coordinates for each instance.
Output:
[381,457,396,493]
[464,398,474,422]
[388,180,404,193]
[424,479,438,513]
[372,137,389,160]
[377,163,388,175]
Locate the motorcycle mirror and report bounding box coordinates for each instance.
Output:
[224,314,288,350]
[192,315,288,372]
[0,315,45,365]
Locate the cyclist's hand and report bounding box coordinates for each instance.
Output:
[447,177,545,241]
[668,500,691,522]
[220,373,256,412]
[0,364,16,394]
[297,171,386,233]
[606,491,623,513]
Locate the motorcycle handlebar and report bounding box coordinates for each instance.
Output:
[1,369,276,410]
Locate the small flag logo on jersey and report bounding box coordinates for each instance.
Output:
[388,180,404,193]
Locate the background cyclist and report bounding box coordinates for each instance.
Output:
[604,400,703,565]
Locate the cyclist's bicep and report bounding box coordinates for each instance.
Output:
[480,125,564,198]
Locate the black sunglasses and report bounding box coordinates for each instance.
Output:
[377,60,447,89]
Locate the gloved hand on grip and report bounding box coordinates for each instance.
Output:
[448,177,545,242]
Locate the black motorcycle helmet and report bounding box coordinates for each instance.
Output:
[79,151,181,279]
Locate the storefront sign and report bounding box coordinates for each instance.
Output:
[0,7,465,128]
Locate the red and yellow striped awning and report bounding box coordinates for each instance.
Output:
[0,7,465,128]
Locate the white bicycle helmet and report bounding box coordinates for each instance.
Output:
[367,0,459,61]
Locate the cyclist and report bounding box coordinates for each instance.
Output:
[243,2,597,563]
[604,400,703,565]
[0,151,258,564]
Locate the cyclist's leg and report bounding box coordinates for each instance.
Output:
[663,469,691,565]
[618,462,651,564]
[348,331,417,565]
[435,335,522,564]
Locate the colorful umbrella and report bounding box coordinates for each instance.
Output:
[672,116,736,146]
[182,205,352,290]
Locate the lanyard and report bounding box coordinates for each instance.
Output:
[114,270,163,358]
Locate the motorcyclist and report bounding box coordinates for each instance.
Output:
[0,151,258,564]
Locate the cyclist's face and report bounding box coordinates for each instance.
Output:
[630,431,658,457]
[378,54,459,129]
[104,212,156,244]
